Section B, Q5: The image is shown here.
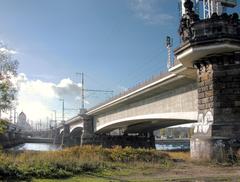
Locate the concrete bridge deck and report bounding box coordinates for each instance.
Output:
[58,67,198,136]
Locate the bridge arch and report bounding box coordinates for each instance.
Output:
[95,112,197,134]
[69,127,83,146]
[70,123,83,133]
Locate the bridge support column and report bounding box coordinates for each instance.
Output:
[62,124,70,147]
[191,53,240,161]
[81,114,94,145]
[53,128,61,144]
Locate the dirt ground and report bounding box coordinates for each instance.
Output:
[122,161,240,181]
[118,152,240,181]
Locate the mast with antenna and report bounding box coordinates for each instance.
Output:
[166,36,173,69]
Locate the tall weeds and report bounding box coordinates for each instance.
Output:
[0,145,171,180]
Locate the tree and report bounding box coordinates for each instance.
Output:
[0,43,18,118]
[0,119,8,134]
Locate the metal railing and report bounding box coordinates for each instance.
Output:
[88,71,171,112]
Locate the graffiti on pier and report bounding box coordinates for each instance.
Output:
[194,111,213,134]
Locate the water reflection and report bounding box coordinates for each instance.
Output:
[10,143,188,152]
[156,144,189,151]
[9,143,61,152]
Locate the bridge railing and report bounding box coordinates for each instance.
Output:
[171,58,181,68]
[88,71,171,112]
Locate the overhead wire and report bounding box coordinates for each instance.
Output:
[114,47,167,90]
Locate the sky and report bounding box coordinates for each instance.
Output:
[0,0,239,126]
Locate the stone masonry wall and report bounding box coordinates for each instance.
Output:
[212,53,240,138]
[194,52,240,138]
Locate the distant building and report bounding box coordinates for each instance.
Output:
[16,112,32,131]
[157,127,193,139]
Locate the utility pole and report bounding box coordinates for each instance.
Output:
[76,72,114,114]
[53,110,57,128]
[31,120,33,130]
[59,99,65,124]
[46,117,49,130]
[76,72,85,113]
[81,72,84,110]
[40,120,42,131]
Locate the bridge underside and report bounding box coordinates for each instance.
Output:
[95,112,197,134]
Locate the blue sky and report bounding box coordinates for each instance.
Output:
[0,0,239,124]
[1,0,178,83]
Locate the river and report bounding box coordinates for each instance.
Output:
[8,142,189,152]
[8,143,61,152]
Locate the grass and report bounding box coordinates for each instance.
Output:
[165,151,190,161]
[0,145,172,181]
[32,175,240,182]
[1,147,239,181]
[33,175,120,182]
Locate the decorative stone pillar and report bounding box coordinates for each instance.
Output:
[174,0,240,161]
[191,53,240,160]
[81,114,94,145]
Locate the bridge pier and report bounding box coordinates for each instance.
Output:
[175,0,240,161]
[81,114,94,145]
[62,124,70,147]
[191,53,240,161]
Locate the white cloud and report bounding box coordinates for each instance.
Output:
[53,78,83,99]
[129,0,174,25]
[14,73,85,122]
[0,46,18,55]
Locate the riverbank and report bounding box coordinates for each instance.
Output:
[33,159,240,181]
[32,160,240,181]
[0,146,239,181]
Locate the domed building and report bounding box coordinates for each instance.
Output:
[16,112,32,131]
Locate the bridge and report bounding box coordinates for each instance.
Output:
[24,137,53,144]
[55,0,240,161]
[56,68,198,147]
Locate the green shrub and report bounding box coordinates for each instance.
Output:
[103,146,170,163]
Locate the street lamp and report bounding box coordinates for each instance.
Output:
[59,99,64,124]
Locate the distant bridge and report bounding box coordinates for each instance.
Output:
[24,137,53,144]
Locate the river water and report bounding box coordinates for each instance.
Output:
[8,143,189,152]
[9,143,61,152]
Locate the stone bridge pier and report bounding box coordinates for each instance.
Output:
[175,0,240,161]
[191,53,240,161]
